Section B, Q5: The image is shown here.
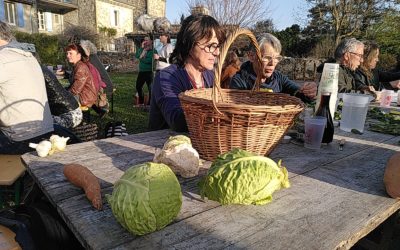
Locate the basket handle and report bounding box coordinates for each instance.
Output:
[213,28,263,114]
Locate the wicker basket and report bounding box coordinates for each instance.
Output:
[179,29,305,161]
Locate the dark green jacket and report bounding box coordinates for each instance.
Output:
[135,47,156,72]
[338,65,364,93]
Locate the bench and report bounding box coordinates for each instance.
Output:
[0,155,26,207]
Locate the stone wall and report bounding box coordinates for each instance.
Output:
[277,58,324,81]
[98,51,138,72]
[64,0,96,29]
[96,1,134,37]
[147,0,166,17]
[98,51,324,80]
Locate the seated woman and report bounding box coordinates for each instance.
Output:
[355,41,400,92]
[230,34,317,102]
[65,44,97,121]
[221,51,241,88]
[148,14,225,132]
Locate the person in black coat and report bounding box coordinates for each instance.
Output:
[41,65,83,128]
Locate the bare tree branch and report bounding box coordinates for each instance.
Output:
[186,0,272,28]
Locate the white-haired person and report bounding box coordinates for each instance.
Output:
[230,33,317,103]
[334,38,365,93]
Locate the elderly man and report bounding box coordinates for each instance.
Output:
[334,38,365,93]
[0,21,75,154]
[230,33,317,103]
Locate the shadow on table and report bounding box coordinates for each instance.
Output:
[272,132,400,196]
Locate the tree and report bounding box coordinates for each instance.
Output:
[185,0,272,28]
[253,19,275,35]
[180,14,186,24]
[273,25,318,57]
[366,9,400,70]
[304,0,399,45]
[367,10,400,55]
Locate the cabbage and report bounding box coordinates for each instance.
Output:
[106,162,182,235]
[162,135,192,150]
[199,149,290,205]
[154,135,200,178]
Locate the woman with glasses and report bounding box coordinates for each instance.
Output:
[230,33,317,103]
[149,14,225,132]
[354,41,400,92]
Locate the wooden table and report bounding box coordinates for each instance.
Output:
[22,129,400,250]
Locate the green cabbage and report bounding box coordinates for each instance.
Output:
[106,162,182,235]
[199,149,290,205]
[163,135,192,150]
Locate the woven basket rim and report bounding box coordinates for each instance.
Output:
[179,89,305,112]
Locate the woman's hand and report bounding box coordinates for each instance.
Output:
[300,82,317,99]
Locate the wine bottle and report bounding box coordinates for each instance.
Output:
[315,92,334,143]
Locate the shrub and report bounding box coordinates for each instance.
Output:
[377,53,398,71]
[13,31,65,66]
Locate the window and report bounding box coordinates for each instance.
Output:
[5,2,16,25]
[111,10,119,26]
[38,10,45,30]
[54,14,60,24]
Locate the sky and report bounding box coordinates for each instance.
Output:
[165,0,309,31]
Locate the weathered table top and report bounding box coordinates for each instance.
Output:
[22,128,400,250]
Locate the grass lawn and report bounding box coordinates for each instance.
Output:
[90,72,151,137]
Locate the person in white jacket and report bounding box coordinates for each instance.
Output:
[154,32,174,71]
[0,21,78,154]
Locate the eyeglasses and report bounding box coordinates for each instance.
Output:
[261,55,283,63]
[196,42,220,53]
[349,52,364,58]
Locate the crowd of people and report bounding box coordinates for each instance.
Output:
[149,14,399,133]
[0,20,112,154]
[1,13,400,153]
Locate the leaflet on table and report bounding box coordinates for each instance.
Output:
[315,63,339,118]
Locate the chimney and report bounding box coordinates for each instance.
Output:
[191,5,209,15]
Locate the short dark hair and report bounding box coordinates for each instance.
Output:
[170,14,225,66]
[160,32,171,43]
[64,44,89,62]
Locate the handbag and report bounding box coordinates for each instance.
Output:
[72,122,98,142]
[105,121,128,138]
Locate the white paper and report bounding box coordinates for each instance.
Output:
[315,63,339,118]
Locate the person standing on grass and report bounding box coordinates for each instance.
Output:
[149,14,225,132]
[135,36,155,106]
[154,32,174,71]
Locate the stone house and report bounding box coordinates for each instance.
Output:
[1,0,166,51]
